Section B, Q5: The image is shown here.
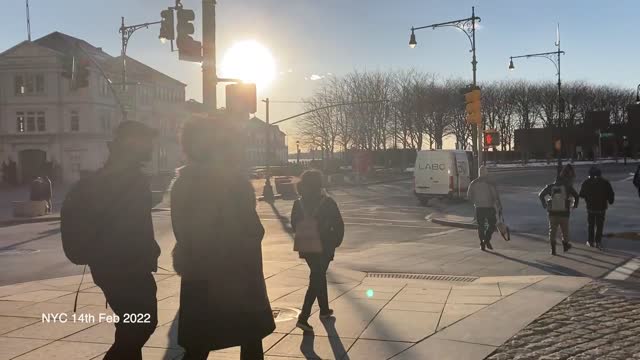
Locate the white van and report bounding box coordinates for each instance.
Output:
[413,150,473,205]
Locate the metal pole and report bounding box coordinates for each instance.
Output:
[202,0,217,112]
[556,34,563,176]
[265,98,270,179]
[471,6,482,174]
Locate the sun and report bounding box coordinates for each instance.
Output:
[221,40,276,89]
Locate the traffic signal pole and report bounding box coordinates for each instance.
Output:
[471,7,482,173]
[202,0,217,112]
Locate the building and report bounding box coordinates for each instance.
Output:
[246,117,288,166]
[0,32,186,184]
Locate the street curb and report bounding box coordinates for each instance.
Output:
[430,216,478,229]
[327,176,412,189]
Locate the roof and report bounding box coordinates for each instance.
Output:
[34,31,110,60]
[111,55,186,86]
[248,117,286,135]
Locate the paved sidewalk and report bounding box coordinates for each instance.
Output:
[0,261,589,360]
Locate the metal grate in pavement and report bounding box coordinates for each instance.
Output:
[366,273,477,282]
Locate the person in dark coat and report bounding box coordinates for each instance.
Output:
[634,165,640,198]
[579,166,615,249]
[170,117,275,360]
[539,174,579,255]
[291,170,344,332]
[88,121,161,360]
[43,176,53,213]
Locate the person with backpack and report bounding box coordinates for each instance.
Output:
[170,117,275,360]
[579,166,615,250]
[291,170,344,332]
[467,165,502,251]
[61,121,160,360]
[539,173,580,255]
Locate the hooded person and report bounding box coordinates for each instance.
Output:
[539,173,579,255]
[170,116,275,360]
[467,165,502,251]
[579,166,614,249]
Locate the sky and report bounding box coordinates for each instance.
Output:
[2,0,639,150]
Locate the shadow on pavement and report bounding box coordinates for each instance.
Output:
[0,227,60,250]
[488,251,585,277]
[300,333,321,359]
[268,202,294,238]
[321,317,350,360]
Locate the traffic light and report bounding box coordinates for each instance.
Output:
[159,9,175,41]
[484,130,500,147]
[176,8,202,62]
[226,83,257,114]
[464,89,481,125]
[75,57,90,89]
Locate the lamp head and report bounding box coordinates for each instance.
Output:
[508,58,515,70]
[409,29,417,49]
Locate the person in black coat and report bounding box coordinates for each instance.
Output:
[634,165,640,198]
[171,117,275,360]
[579,166,615,249]
[290,170,344,332]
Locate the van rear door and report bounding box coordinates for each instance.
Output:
[454,152,471,197]
[414,151,450,195]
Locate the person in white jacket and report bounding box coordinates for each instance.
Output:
[467,166,502,251]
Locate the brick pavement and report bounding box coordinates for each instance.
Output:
[486,281,640,360]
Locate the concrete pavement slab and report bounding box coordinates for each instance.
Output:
[0,316,40,335]
[446,295,502,305]
[394,290,450,304]
[384,300,444,313]
[0,290,72,303]
[0,301,34,316]
[437,304,487,330]
[266,333,356,359]
[144,323,180,349]
[12,340,109,360]
[0,337,51,360]
[4,319,95,341]
[64,322,114,344]
[48,292,106,306]
[390,338,496,360]
[346,339,413,360]
[157,295,181,310]
[432,276,591,347]
[360,309,439,342]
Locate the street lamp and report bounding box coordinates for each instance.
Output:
[296,140,301,165]
[408,6,483,174]
[508,25,565,175]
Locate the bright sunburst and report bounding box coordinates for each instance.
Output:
[221,40,276,89]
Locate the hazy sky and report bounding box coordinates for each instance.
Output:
[2,0,638,149]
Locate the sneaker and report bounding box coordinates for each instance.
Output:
[586,241,594,248]
[296,320,314,332]
[562,243,572,253]
[480,241,486,251]
[485,242,494,250]
[319,309,334,319]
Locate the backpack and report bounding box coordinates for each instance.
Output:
[60,173,100,265]
[293,198,326,254]
[549,184,568,212]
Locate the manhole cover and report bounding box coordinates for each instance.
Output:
[0,249,40,256]
[271,306,300,322]
[366,273,477,282]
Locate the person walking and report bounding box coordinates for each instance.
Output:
[579,166,614,250]
[170,117,275,360]
[467,165,502,251]
[539,173,579,255]
[561,164,576,187]
[43,175,53,213]
[291,170,344,332]
[634,164,640,198]
[67,121,161,360]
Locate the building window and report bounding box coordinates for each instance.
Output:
[16,112,25,132]
[14,73,45,95]
[71,111,80,132]
[37,112,46,131]
[26,112,36,132]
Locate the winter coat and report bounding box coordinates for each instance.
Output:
[538,178,579,217]
[291,195,344,261]
[170,165,275,351]
[579,176,614,213]
[467,177,502,210]
[88,166,160,274]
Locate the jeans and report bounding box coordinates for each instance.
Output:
[183,341,264,360]
[91,270,158,360]
[299,256,330,321]
[549,215,570,248]
[475,207,497,245]
[587,212,605,246]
